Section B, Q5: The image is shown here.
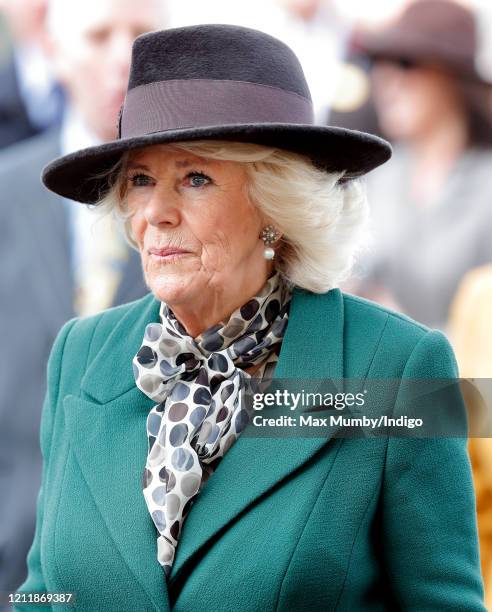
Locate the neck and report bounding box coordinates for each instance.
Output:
[413,114,467,165]
[409,109,468,205]
[169,264,276,338]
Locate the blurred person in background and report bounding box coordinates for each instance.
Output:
[0,0,64,149]
[448,263,492,607]
[0,0,166,605]
[450,264,492,380]
[349,1,492,603]
[349,0,492,332]
[274,0,351,122]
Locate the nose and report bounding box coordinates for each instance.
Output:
[143,185,181,228]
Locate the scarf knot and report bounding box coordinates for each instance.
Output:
[132,272,291,579]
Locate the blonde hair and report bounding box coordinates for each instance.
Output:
[95,140,370,293]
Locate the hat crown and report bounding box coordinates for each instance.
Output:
[355,0,480,81]
[127,24,312,101]
[395,0,475,50]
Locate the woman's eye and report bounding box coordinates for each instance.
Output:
[128,173,153,187]
[186,172,212,188]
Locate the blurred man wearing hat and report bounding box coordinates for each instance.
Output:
[0,0,167,605]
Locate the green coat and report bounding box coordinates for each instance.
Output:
[15,288,486,611]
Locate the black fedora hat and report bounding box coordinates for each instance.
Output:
[42,23,392,204]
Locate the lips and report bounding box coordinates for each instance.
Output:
[148,247,190,257]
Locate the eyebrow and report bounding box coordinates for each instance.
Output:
[126,162,151,171]
[126,158,211,171]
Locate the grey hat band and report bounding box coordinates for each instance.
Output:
[120,78,314,138]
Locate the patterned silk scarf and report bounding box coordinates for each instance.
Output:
[132,272,291,580]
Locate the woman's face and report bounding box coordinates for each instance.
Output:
[370,60,463,141]
[125,144,271,311]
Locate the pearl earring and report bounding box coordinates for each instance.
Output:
[260,224,281,260]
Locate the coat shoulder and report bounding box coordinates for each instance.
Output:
[340,292,439,378]
[342,291,429,337]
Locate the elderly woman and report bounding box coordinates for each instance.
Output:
[15,24,485,612]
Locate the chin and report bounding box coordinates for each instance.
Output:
[144,256,201,299]
[146,272,198,306]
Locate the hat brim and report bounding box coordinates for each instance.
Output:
[42,123,392,204]
[357,29,488,85]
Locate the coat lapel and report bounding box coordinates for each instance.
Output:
[63,294,171,610]
[63,287,345,603]
[63,388,171,611]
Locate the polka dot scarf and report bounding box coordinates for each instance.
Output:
[132,272,291,580]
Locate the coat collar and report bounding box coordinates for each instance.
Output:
[80,290,160,403]
[80,286,344,403]
[64,286,345,608]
